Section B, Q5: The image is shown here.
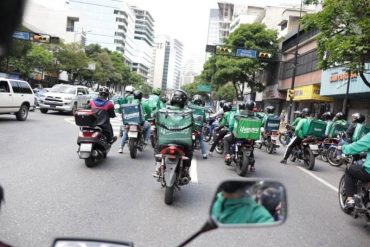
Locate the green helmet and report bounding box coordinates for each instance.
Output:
[152,88,161,96]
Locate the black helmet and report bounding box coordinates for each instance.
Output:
[99,86,110,98]
[335,112,345,120]
[352,113,365,123]
[259,187,281,216]
[219,100,226,108]
[245,101,255,111]
[133,90,143,101]
[160,95,168,103]
[294,110,302,118]
[239,102,247,111]
[192,94,204,106]
[322,111,333,121]
[266,106,275,114]
[220,181,250,193]
[222,102,232,112]
[301,108,311,117]
[170,89,188,108]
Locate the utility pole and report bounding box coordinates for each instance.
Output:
[342,70,351,117]
[287,0,303,122]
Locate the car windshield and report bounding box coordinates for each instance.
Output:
[51,85,76,94]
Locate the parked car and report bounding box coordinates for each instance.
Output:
[39,84,90,115]
[0,78,35,121]
[34,88,50,106]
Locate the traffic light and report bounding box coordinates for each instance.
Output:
[216,45,234,56]
[288,89,295,100]
[205,45,216,53]
[258,52,272,59]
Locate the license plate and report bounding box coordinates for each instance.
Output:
[80,143,92,152]
[309,144,319,151]
[271,135,278,140]
[128,131,138,138]
[49,104,56,108]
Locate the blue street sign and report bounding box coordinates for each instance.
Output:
[13,31,30,41]
[236,49,257,58]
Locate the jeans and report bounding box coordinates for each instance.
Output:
[120,121,150,148]
[198,129,207,155]
[344,164,370,197]
[283,136,302,160]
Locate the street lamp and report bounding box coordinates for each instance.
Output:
[287,0,304,122]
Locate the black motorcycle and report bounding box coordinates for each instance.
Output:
[279,125,293,146]
[289,136,317,170]
[256,130,280,154]
[127,123,145,159]
[225,139,255,177]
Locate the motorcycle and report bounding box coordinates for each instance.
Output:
[155,145,191,205]
[338,154,370,224]
[192,129,200,150]
[327,134,347,167]
[279,124,294,147]
[289,136,317,170]
[214,129,225,154]
[148,118,157,148]
[256,130,280,154]
[75,110,112,168]
[317,137,339,162]
[225,139,255,177]
[127,123,145,159]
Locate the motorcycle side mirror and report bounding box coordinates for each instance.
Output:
[52,238,133,247]
[177,179,287,247]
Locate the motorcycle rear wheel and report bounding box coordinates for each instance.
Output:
[267,142,274,154]
[129,138,138,159]
[303,147,315,170]
[236,153,249,177]
[150,135,156,148]
[327,147,342,167]
[321,150,329,162]
[215,143,224,154]
[338,175,349,214]
[85,157,95,168]
[164,186,175,205]
[279,134,288,146]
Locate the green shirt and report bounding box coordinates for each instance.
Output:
[211,192,274,224]
[126,94,134,104]
[295,118,311,139]
[262,113,275,128]
[188,103,206,127]
[342,132,370,174]
[220,111,231,127]
[291,117,302,128]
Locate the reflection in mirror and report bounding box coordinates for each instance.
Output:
[210,180,287,226]
[53,239,133,247]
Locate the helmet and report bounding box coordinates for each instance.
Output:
[352,113,365,123]
[259,187,281,216]
[160,95,168,103]
[238,102,247,111]
[294,110,302,117]
[301,108,311,117]
[125,85,135,93]
[170,89,188,108]
[219,100,226,108]
[335,112,345,120]
[246,101,255,111]
[152,88,161,96]
[222,102,232,112]
[321,111,333,121]
[192,94,204,106]
[266,105,275,114]
[220,181,250,193]
[133,90,143,100]
[99,86,110,98]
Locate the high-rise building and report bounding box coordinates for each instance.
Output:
[207,9,220,45]
[218,2,234,44]
[152,36,183,92]
[130,6,155,83]
[67,0,136,65]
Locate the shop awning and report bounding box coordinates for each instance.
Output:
[286,84,334,102]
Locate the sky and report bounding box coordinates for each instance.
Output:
[128,0,306,62]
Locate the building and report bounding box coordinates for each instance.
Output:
[152,36,183,92]
[23,0,87,45]
[67,0,136,64]
[130,6,155,83]
[206,9,220,45]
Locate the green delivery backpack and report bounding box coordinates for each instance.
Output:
[307,119,327,138]
[233,116,262,140]
[189,104,205,127]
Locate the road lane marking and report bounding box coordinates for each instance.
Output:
[296,166,338,192]
[190,158,198,183]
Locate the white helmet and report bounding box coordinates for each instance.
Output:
[125,85,135,93]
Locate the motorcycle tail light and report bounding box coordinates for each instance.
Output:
[168,155,177,160]
[80,131,93,138]
[92,132,100,138]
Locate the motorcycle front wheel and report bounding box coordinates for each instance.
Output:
[303,147,315,170]
[129,138,138,159]
[327,147,342,167]
[338,175,348,214]
[164,186,175,205]
[267,142,274,154]
[321,149,329,162]
[215,142,224,154]
[279,134,289,146]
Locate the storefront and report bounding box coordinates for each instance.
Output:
[321,66,370,123]
[262,84,286,113]
[286,84,334,117]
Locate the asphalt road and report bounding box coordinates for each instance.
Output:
[0,111,369,247]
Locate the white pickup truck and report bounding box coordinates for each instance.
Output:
[0,78,35,121]
[39,84,91,115]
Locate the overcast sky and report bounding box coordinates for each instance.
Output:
[129,0,306,61]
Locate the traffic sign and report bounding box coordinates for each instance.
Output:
[197,84,212,93]
[235,49,257,58]
[12,31,30,41]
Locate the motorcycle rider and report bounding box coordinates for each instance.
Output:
[210,100,226,119]
[87,86,117,144]
[208,102,233,155]
[280,108,312,164]
[321,111,333,137]
[153,89,195,180]
[327,112,347,137]
[224,101,258,171]
[338,132,370,211]
[189,94,208,159]
[125,86,135,104]
[118,90,150,153]
[260,106,276,141]
[159,94,168,109]
[291,110,302,129]
[147,88,162,116]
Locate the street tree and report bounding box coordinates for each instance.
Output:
[302,0,370,87]
[215,83,236,102]
[93,51,114,86]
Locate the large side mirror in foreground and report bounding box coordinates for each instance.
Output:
[52,238,133,247]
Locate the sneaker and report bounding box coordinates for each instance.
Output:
[202,154,208,159]
[344,198,355,213]
[118,147,123,154]
[280,159,287,164]
[208,151,213,156]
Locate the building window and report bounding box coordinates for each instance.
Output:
[281,50,318,79]
[66,17,79,32]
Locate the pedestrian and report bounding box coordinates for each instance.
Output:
[280,109,286,129]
